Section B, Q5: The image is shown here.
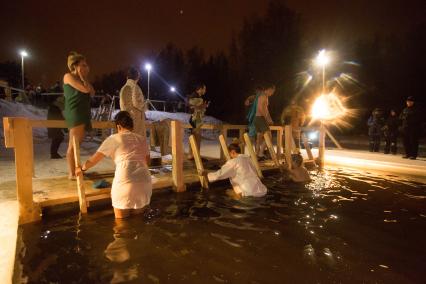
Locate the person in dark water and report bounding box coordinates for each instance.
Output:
[383,109,399,155]
[367,108,384,152]
[47,96,65,159]
[400,96,421,159]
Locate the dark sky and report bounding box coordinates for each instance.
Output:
[1,0,424,86]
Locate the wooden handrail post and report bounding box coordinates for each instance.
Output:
[301,132,316,166]
[219,134,231,161]
[318,122,326,168]
[284,125,292,170]
[325,127,343,149]
[220,125,228,160]
[264,131,280,168]
[13,118,41,224]
[72,136,88,213]
[171,120,186,192]
[239,128,245,154]
[243,133,263,178]
[189,135,209,189]
[277,127,283,159]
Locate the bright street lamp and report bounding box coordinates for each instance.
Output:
[19,50,29,90]
[170,86,176,93]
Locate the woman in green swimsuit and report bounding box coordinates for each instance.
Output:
[63,52,95,179]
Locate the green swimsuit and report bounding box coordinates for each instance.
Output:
[63,84,92,130]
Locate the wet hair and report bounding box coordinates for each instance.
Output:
[67,51,86,72]
[194,82,206,91]
[291,154,303,167]
[114,111,134,130]
[228,143,241,154]
[127,67,140,80]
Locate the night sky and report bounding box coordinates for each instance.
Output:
[1,0,424,86]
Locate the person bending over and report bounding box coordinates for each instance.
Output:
[207,144,267,198]
[75,111,152,219]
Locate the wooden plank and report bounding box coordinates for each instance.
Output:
[318,122,326,168]
[264,131,281,169]
[189,135,209,189]
[277,127,283,159]
[325,127,343,149]
[220,126,228,160]
[171,120,186,192]
[243,133,263,178]
[13,118,41,224]
[239,129,245,154]
[301,132,316,166]
[284,125,292,170]
[219,134,231,161]
[3,117,14,148]
[72,136,88,213]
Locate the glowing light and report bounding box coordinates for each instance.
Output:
[170,86,176,92]
[315,49,330,67]
[308,131,318,140]
[311,92,346,121]
[20,50,28,57]
[144,63,152,71]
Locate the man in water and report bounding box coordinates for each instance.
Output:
[206,143,267,198]
[286,154,311,183]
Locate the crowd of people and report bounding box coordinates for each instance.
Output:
[367,96,421,159]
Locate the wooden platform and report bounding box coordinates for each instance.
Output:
[32,159,279,210]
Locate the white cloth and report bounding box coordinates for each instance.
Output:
[119,79,147,139]
[207,154,267,197]
[98,132,152,209]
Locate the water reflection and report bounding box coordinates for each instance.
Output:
[18,168,426,283]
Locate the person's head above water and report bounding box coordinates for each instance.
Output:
[291,154,304,168]
[194,83,207,96]
[127,67,140,82]
[228,143,241,158]
[114,111,134,132]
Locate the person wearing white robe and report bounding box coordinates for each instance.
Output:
[207,144,267,197]
[76,111,151,218]
[119,67,147,140]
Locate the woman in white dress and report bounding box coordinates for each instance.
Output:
[76,111,152,218]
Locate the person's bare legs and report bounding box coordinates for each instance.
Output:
[256,132,266,157]
[114,208,131,219]
[66,124,85,179]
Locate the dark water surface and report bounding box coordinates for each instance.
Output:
[17,169,426,283]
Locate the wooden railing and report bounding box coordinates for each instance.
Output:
[3,117,333,224]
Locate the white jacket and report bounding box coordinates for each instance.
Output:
[208,154,267,197]
[119,79,146,139]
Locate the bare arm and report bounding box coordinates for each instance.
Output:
[63,73,93,94]
[75,152,105,175]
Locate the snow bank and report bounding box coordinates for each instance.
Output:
[1,100,223,140]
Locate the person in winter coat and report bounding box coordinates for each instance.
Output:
[400,96,421,159]
[383,109,399,155]
[367,108,384,152]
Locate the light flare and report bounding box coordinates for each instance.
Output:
[311,92,346,121]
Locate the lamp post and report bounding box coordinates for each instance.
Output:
[315,49,330,93]
[144,63,152,100]
[20,50,28,90]
[170,86,176,93]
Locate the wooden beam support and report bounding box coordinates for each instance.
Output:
[276,127,283,159]
[239,128,245,154]
[243,133,263,178]
[13,118,41,224]
[72,136,88,213]
[220,126,228,160]
[219,134,231,161]
[171,120,186,192]
[189,135,209,189]
[318,122,326,168]
[284,125,292,170]
[264,131,280,168]
[325,127,343,149]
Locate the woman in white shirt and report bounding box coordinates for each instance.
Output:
[76,111,151,218]
[207,144,267,198]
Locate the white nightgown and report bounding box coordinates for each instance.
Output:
[97,132,152,209]
[207,154,267,197]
